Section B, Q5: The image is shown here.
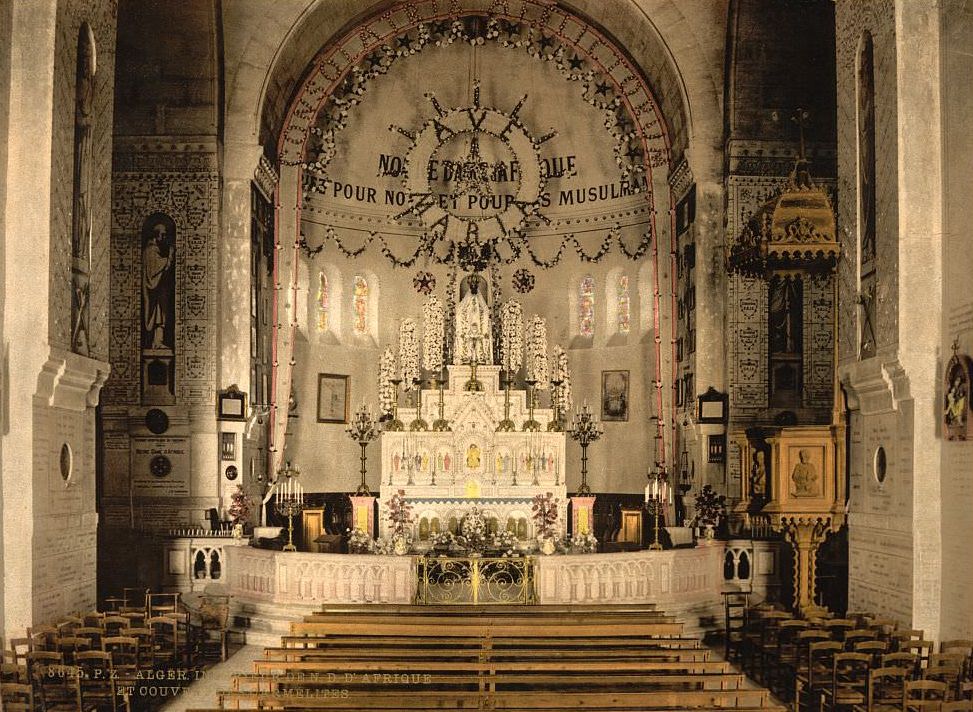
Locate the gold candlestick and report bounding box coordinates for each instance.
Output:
[522,380,540,432]
[409,378,428,431]
[387,379,404,431]
[548,378,563,431]
[432,376,450,431]
[497,375,516,431]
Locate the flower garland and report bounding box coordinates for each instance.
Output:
[499,300,524,374]
[526,315,549,389]
[398,318,420,384]
[421,296,445,373]
[378,346,397,418]
[549,344,572,413]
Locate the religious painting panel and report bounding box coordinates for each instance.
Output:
[316,373,350,424]
[943,351,973,440]
[601,370,629,422]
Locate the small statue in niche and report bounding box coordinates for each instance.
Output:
[750,450,766,498]
[466,443,481,470]
[769,277,802,354]
[945,371,968,429]
[454,275,493,365]
[142,218,175,350]
[790,449,818,497]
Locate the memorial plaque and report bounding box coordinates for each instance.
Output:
[131,437,191,496]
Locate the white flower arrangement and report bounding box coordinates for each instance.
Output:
[569,531,598,553]
[422,296,445,373]
[372,538,394,555]
[549,344,572,412]
[490,529,519,557]
[398,318,420,383]
[346,527,373,554]
[499,300,524,373]
[430,530,454,548]
[526,315,549,389]
[378,346,397,418]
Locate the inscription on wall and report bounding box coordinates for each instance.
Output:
[131,437,190,496]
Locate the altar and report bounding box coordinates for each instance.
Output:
[379,365,567,541]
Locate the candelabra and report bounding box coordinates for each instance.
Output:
[496,374,516,432]
[522,380,541,432]
[409,378,428,431]
[676,446,693,527]
[569,403,603,495]
[548,378,564,431]
[346,405,379,496]
[464,335,484,391]
[645,467,672,550]
[386,379,404,431]
[274,463,304,552]
[432,374,450,431]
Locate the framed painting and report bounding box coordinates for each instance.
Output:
[217,386,247,421]
[601,370,629,422]
[317,373,349,424]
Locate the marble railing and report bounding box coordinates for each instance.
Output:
[533,544,725,605]
[162,535,250,593]
[225,547,415,604]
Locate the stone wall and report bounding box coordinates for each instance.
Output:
[939,0,973,641]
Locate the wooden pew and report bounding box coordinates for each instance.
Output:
[289,621,685,638]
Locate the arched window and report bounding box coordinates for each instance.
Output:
[616,274,631,334]
[578,275,595,337]
[316,272,329,332]
[353,275,369,335]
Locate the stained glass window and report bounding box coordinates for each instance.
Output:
[616,275,630,334]
[353,275,368,335]
[316,272,329,332]
[579,275,595,337]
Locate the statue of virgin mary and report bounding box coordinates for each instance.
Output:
[453,274,493,365]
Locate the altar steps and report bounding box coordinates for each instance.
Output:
[188,606,783,712]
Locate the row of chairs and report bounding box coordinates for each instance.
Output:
[724,596,973,712]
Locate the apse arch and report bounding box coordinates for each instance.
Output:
[260,0,705,474]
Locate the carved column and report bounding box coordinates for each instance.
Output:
[781,516,831,616]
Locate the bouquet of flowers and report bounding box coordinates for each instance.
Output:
[227,485,253,524]
[526,315,549,389]
[499,300,524,373]
[378,346,397,419]
[430,530,454,549]
[422,296,445,373]
[398,318,420,384]
[693,484,727,527]
[346,527,373,554]
[459,507,487,551]
[490,529,519,557]
[386,489,414,538]
[531,492,559,539]
[569,531,598,553]
[372,538,394,555]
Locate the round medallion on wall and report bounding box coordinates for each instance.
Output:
[145,408,170,435]
[59,443,73,484]
[149,455,172,478]
[873,446,887,485]
[225,465,239,481]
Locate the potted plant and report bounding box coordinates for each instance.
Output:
[692,484,726,541]
[227,485,253,540]
[532,492,559,554]
[386,489,413,555]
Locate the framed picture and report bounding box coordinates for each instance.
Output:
[601,370,630,422]
[217,386,247,421]
[317,373,349,423]
[697,387,728,424]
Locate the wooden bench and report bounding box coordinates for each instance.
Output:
[251,658,729,675]
[289,621,685,638]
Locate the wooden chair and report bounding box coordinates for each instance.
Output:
[146,592,179,617]
[0,662,28,684]
[822,651,870,712]
[723,591,749,662]
[31,660,81,711]
[788,629,833,699]
[942,702,973,712]
[901,640,936,672]
[825,619,858,642]
[959,682,973,701]
[25,649,63,683]
[0,681,35,712]
[102,615,131,637]
[741,607,789,677]
[164,610,195,666]
[26,624,57,651]
[884,652,921,679]
[76,650,125,712]
[855,639,889,666]
[75,626,104,649]
[147,616,179,667]
[82,610,105,627]
[768,619,812,698]
[54,635,91,664]
[122,587,149,611]
[102,636,139,679]
[126,626,153,668]
[119,611,146,628]
[867,666,909,712]
[903,680,948,712]
[7,637,29,665]
[197,594,231,662]
[797,641,844,712]
[892,630,926,652]
[845,628,879,650]
[923,654,967,699]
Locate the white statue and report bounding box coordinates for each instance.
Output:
[454,275,493,365]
